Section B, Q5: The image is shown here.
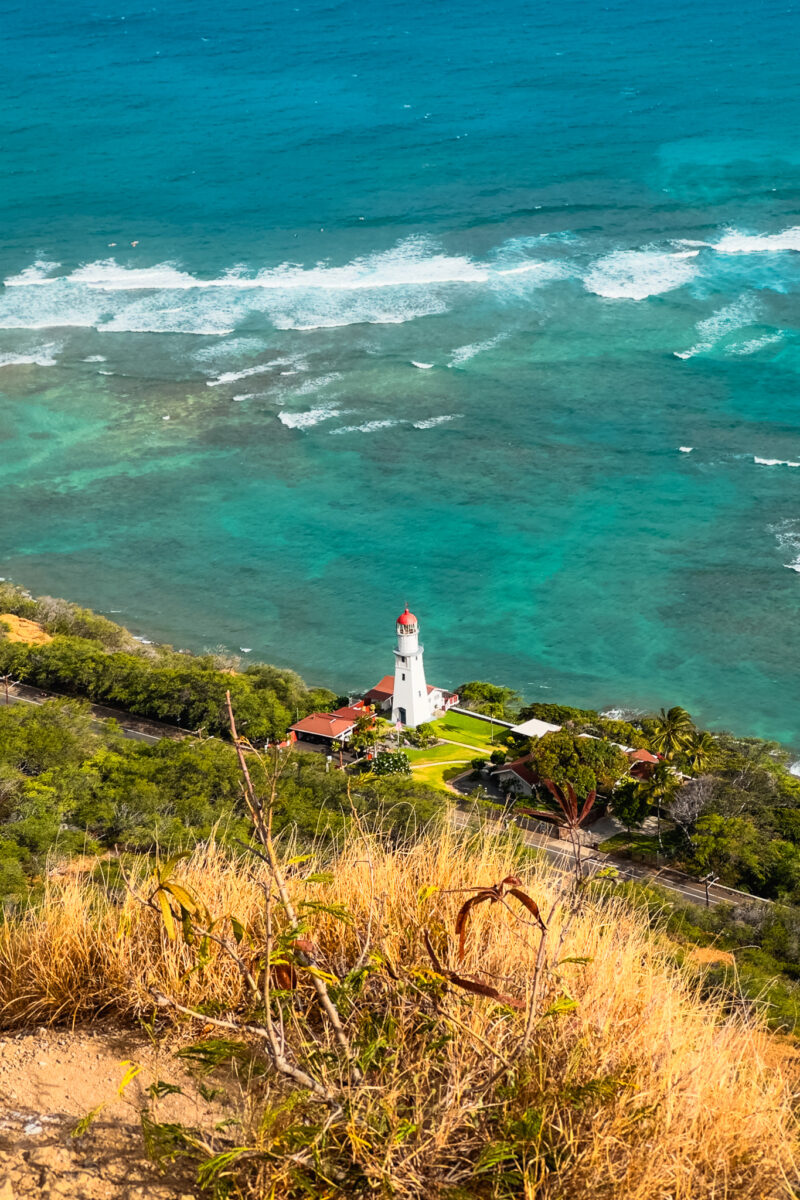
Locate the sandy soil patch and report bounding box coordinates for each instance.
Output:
[0,616,53,646]
[0,1024,226,1199]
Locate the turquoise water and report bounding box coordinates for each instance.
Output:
[2,0,800,742]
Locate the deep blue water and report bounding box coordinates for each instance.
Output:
[2,0,800,742]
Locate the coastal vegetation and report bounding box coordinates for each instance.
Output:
[0,581,336,742]
[2,585,800,1194]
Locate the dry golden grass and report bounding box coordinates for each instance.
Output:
[0,612,53,645]
[0,821,797,1199]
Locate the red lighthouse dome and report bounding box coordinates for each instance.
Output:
[397,606,417,627]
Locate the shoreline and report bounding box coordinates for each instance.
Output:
[2,575,798,759]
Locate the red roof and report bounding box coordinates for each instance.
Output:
[334,705,370,722]
[290,712,358,739]
[626,748,659,763]
[494,754,538,787]
[364,674,395,702]
[397,607,417,626]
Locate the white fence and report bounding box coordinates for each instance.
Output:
[448,705,516,729]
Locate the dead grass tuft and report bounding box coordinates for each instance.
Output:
[0,820,797,1198]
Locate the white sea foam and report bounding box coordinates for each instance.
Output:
[0,238,489,334]
[206,362,279,387]
[727,332,784,356]
[714,225,800,254]
[82,354,107,362]
[412,414,463,429]
[411,360,434,369]
[754,456,800,468]
[4,260,61,285]
[676,295,760,359]
[770,521,800,572]
[283,372,341,399]
[0,341,61,367]
[583,248,699,300]
[0,236,553,335]
[278,405,340,429]
[193,337,267,363]
[330,419,399,435]
[448,333,509,367]
[231,392,266,402]
[679,446,694,453]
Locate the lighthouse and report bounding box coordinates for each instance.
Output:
[391,606,432,727]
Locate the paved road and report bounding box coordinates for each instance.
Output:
[1,682,186,744]
[451,808,769,909]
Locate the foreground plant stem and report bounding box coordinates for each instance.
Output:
[225,690,363,1084]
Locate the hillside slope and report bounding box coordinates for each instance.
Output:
[0,823,796,1199]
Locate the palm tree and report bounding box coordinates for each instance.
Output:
[641,761,679,850]
[483,699,505,744]
[649,706,695,761]
[686,730,716,774]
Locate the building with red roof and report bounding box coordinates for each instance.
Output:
[289,700,370,749]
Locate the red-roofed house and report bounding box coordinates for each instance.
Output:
[492,755,538,796]
[289,701,370,749]
[363,675,395,707]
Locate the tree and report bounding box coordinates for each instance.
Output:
[373,750,411,777]
[692,814,766,887]
[611,780,651,832]
[686,730,717,774]
[647,706,695,761]
[350,713,378,754]
[528,730,629,798]
[640,761,679,850]
[668,774,716,845]
[458,681,521,721]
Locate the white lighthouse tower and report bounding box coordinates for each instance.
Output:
[391,606,432,728]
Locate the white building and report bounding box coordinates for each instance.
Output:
[364,606,458,727]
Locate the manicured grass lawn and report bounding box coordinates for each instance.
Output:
[429,711,508,751]
[407,741,475,791]
[410,759,472,790]
[407,742,479,764]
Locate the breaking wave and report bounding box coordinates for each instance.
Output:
[727,332,784,355]
[771,521,800,572]
[412,414,463,429]
[0,341,61,367]
[754,456,800,468]
[330,419,400,435]
[714,225,800,254]
[449,333,509,367]
[278,405,341,429]
[583,249,699,300]
[674,295,760,359]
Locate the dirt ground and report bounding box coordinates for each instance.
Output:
[0,1024,228,1199]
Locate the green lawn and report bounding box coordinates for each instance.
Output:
[410,759,472,790]
[406,742,480,764]
[406,741,475,791]
[429,711,509,751]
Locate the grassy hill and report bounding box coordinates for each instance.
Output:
[0,822,796,1199]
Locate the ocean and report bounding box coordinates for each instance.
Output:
[2,0,800,743]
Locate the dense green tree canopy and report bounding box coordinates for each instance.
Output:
[527,730,630,798]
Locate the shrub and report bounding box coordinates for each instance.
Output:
[372,750,411,777]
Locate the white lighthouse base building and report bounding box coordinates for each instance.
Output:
[364,606,458,727]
